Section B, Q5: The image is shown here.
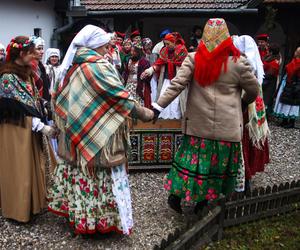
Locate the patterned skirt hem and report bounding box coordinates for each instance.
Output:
[48,206,132,235]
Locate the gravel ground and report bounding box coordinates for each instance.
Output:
[0,121,299,250]
[252,121,300,188]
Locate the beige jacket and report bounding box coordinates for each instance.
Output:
[156,52,259,142]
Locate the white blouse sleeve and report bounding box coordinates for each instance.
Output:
[32,117,45,132]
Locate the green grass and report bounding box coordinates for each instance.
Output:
[203,211,300,250]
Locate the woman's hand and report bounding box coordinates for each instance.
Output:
[141,67,154,80]
[142,108,154,122]
[132,102,154,122]
[151,108,161,124]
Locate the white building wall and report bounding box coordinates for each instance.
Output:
[0,0,58,50]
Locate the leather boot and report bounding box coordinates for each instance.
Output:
[168,194,182,214]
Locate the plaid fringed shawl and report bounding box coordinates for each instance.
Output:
[54,47,134,167]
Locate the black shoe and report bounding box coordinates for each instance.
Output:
[168,194,182,214]
[194,200,208,214]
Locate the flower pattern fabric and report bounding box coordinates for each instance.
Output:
[126,60,143,105]
[164,135,242,203]
[0,73,39,109]
[48,163,132,235]
[235,147,245,192]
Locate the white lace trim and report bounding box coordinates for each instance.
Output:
[235,144,245,192]
[111,165,133,235]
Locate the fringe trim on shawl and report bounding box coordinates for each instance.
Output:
[55,114,130,176]
[246,101,270,149]
[194,37,240,87]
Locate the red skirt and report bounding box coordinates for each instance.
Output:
[242,111,270,180]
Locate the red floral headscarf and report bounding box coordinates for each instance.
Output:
[194,18,240,87]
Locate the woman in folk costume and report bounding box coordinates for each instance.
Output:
[131,30,142,44]
[256,34,269,62]
[44,48,61,96]
[142,38,156,66]
[151,19,259,214]
[43,48,61,159]
[31,37,51,102]
[233,35,270,190]
[105,32,122,71]
[123,42,152,108]
[274,47,300,128]
[152,28,172,60]
[262,43,281,115]
[115,31,125,52]
[120,38,132,74]
[0,36,57,222]
[142,33,188,119]
[48,25,154,235]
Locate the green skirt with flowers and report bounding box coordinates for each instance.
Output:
[164,135,242,203]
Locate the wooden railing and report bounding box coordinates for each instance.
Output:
[153,180,300,250]
[224,180,300,227]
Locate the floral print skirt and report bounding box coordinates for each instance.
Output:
[164,135,242,203]
[48,163,133,235]
[126,81,143,105]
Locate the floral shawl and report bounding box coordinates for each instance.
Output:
[0,73,41,123]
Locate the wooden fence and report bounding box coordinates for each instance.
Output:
[224,180,300,227]
[153,180,300,250]
[153,198,225,250]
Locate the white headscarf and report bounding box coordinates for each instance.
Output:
[58,24,111,85]
[34,37,45,48]
[233,35,264,85]
[44,48,61,64]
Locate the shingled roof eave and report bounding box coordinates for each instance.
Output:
[85,8,258,16]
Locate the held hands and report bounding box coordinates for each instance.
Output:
[132,102,161,124]
[151,108,160,124]
[133,103,155,122]
[150,102,162,124]
[135,106,160,124]
[142,108,155,122]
